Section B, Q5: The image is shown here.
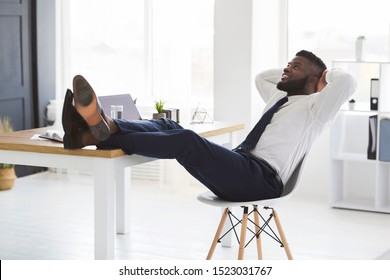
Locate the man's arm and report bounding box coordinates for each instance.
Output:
[312,68,357,124]
[255,69,284,103]
[316,69,328,92]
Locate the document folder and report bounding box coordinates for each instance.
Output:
[379,118,390,162]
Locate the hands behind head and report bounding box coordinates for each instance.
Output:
[316,69,328,92]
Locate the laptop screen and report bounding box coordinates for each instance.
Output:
[98,94,141,120]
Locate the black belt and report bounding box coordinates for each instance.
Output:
[233,148,284,191]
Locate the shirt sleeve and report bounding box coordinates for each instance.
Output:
[255,69,284,103]
[311,68,358,124]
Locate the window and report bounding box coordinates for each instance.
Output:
[69,0,145,96]
[287,0,390,105]
[68,0,214,119]
[288,0,390,66]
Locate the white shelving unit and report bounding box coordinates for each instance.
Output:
[330,60,390,213]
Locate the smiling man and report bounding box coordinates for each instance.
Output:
[62,50,357,202]
[253,50,356,191]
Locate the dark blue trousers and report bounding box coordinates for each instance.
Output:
[98,118,282,201]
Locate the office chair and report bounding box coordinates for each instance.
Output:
[197,156,305,260]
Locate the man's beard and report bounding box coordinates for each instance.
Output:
[277,76,309,92]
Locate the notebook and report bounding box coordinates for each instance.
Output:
[98,94,142,120]
[38,129,64,142]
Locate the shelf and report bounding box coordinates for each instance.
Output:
[339,108,390,116]
[339,109,378,116]
[332,199,390,214]
[330,59,390,214]
[332,153,375,162]
[333,59,390,64]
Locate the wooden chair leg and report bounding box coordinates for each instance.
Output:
[206,207,229,260]
[253,205,263,260]
[237,206,249,260]
[272,209,293,260]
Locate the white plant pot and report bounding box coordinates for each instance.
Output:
[152,113,166,119]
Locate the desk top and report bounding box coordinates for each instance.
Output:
[0,121,244,159]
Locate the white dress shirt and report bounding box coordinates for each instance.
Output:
[252,68,357,184]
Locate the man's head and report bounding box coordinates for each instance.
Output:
[277,50,327,96]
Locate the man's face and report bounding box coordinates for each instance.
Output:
[276,56,312,93]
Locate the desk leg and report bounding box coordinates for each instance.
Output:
[116,166,131,234]
[228,130,238,149]
[94,159,116,260]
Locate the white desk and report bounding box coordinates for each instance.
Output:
[0,121,244,259]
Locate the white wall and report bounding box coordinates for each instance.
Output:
[213,0,253,139]
[214,0,288,135]
[36,0,57,126]
[36,0,68,126]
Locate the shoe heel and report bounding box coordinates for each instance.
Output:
[89,120,110,141]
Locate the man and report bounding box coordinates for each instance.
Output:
[62,50,357,202]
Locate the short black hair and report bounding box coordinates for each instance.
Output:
[296,50,326,76]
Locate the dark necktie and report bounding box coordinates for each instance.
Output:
[238,96,288,151]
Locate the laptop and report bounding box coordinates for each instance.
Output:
[98,94,142,120]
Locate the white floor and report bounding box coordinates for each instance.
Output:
[1,170,390,260]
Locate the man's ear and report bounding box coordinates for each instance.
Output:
[310,76,319,85]
[308,76,319,93]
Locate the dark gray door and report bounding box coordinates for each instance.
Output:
[1,0,45,176]
[0,0,34,130]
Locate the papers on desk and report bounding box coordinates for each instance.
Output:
[35,129,64,143]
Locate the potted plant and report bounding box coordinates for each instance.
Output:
[348,99,356,110]
[0,117,17,190]
[153,99,166,119]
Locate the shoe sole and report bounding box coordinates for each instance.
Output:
[73,75,110,141]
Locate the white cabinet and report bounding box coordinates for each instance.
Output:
[330,60,390,213]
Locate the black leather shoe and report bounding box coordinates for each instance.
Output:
[73,75,110,141]
[62,89,89,149]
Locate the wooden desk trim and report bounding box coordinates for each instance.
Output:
[0,122,245,159]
